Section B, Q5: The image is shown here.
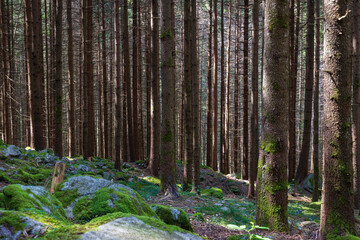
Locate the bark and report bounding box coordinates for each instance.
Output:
[115,0,121,170]
[212,0,218,172]
[146,0,152,160]
[132,0,139,162]
[159,0,179,199]
[67,0,75,157]
[296,0,315,183]
[54,0,63,157]
[101,0,109,158]
[206,0,213,168]
[149,0,160,177]
[122,0,132,163]
[191,0,200,194]
[248,0,259,198]
[25,0,46,150]
[183,0,193,191]
[312,0,320,202]
[288,0,296,182]
[220,0,226,174]
[242,0,249,180]
[320,0,356,237]
[353,0,360,213]
[256,0,289,231]
[82,0,95,158]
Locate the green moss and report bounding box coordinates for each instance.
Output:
[0,193,4,208]
[272,82,279,91]
[72,187,157,223]
[151,204,193,231]
[201,187,223,199]
[269,13,289,33]
[0,210,26,233]
[143,176,161,185]
[54,184,79,208]
[160,29,172,39]
[161,120,173,143]
[3,185,39,210]
[12,168,52,184]
[265,181,288,195]
[0,171,13,183]
[261,135,280,154]
[3,185,67,220]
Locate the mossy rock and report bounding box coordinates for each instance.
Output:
[54,175,156,223]
[192,212,205,222]
[0,209,69,239]
[41,212,202,240]
[201,187,223,199]
[150,204,193,232]
[72,187,157,223]
[2,184,66,221]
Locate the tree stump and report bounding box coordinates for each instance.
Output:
[50,162,66,193]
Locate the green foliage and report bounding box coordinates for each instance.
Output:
[151,204,193,231]
[201,187,223,199]
[192,212,205,222]
[127,177,160,199]
[226,222,271,239]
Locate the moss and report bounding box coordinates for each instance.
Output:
[54,184,79,208]
[265,181,288,195]
[72,187,157,223]
[161,120,173,143]
[151,204,193,231]
[3,185,67,220]
[269,13,289,33]
[3,185,39,210]
[0,210,26,233]
[12,168,52,184]
[143,176,161,185]
[272,82,279,91]
[201,187,223,199]
[160,29,172,39]
[0,171,13,183]
[0,193,4,208]
[261,135,280,154]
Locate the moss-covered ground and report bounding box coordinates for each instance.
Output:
[0,141,358,239]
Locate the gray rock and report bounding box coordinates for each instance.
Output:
[80,216,201,240]
[44,154,55,163]
[0,212,45,240]
[95,162,105,168]
[3,145,21,158]
[298,221,319,234]
[103,172,112,180]
[77,164,92,172]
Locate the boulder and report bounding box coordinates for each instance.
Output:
[2,185,66,220]
[3,145,21,158]
[0,210,46,240]
[150,204,193,231]
[80,216,201,240]
[54,176,156,222]
[303,173,322,193]
[77,164,92,172]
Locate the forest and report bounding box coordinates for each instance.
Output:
[0,0,359,239]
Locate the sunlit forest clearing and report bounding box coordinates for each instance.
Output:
[0,0,360,239]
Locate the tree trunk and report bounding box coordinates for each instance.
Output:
[54,0,63,157]
[149,0,160,177]
[212,0,218,172]
[312,0,320,203]
[132,0,139,162]
[183,0,193,191]
[101,0,108,158]
[353,0,360,214]
[115,0,121,170]
[191,0,200,194]
[159,0,179,199]
[206,0,213,169]
[25,0,46,150]
[122,0,132,163]
[256,0,289,231]
[220,0,226,174]
[67,0,75,157]
[296,0,315,184]
[242,0,249,180]
[320,0,356,237]
[248,0,259,198]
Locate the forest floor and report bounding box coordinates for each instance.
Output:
[0,142,359,239]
